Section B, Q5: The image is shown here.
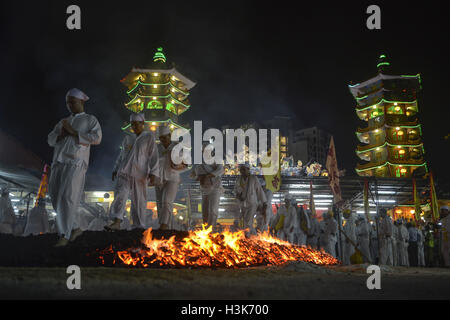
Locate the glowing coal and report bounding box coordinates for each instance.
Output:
[103,225,339,268]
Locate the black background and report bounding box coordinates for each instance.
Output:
[1,1,449,182]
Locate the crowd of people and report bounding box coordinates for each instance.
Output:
[263,199,450,267]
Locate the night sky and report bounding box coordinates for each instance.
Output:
[1,1,449,182]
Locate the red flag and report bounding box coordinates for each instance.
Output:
[326,136,343,205]
[35,164,49,206]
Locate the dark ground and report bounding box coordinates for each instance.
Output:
[1,231,449,299]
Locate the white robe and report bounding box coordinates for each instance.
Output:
[417,228,425,267]
[48,112,102,239]
[391,224,399,266]
[276,205,297,243]
[23,205,50,236]
[295,208,310,246]
[441,215,450,267]
[256,189,273,232]
[379,216,394,265]
[307,214,320,249]
[190,164,224,230]
[356,220,372,263]
[341,215,357,265]
[398,224,410,266]
[234,175,267,235]
[320,218,338,257]
[0,196,16,234]
[155,142,186,227]
[110,131,159,228]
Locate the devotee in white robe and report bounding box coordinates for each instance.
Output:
[190,143,224,232]
[155,126,188,230]
[106,113,159,231]
[23,198,50,236]
[233,164,267,236]
[341,210,357,265]
[0,188,16,234]
[256,179,273,233]
[48,88,102,246]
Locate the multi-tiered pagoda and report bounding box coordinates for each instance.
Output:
[348,54,428,178]
[120,47,196,137]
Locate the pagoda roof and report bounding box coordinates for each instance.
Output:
[349,73,420,98]
[356,159,427,173]
[121,67,197,90]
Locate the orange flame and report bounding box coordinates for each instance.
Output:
[113,225,339,268]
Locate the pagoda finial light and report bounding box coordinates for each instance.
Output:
[153,47,166,63]
[377,53,390,72]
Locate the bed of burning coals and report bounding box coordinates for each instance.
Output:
[0,226,339,268]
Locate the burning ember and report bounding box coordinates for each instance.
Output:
[108,225,339,268]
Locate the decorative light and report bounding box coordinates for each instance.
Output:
[395,209,402,214]
[152,97,157,100]
[153,85,157,89]
[153,73,159,76]
[375,129,379,133]
[170,124,174,129]
[372,106,377,109]
[151,122,156,125]
[394,102,398,106]
[171,76,177,81]
[400,168,407,173]
[396,127,400,130]
[395,106,401,112]
[373,111,379,116]
[410,209,415,214]
[171,88,175,92]
[376,147,380,151]
[398,131,404,136]
[399,149,405,154]
[150,126,156,131]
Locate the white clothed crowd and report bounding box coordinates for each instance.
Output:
[3,87,450,265]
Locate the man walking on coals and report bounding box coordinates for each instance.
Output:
[48,88,102,247]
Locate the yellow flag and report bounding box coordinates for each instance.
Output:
[262,137,281,192]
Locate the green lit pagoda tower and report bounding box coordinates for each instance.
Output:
[120,47,196,137]
[348,54,428,178]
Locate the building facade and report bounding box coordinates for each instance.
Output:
[291,127,331,165]
[348,55,428,178]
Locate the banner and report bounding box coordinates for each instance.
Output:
[262,137,281,193]
[430,172,440,222]
[325,136,343,205]
[35,164,49,206]
[412,178,421,221]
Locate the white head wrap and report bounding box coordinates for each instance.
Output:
[66,88,89,102]
[130,113,145,122]
[159,126,171,136]
[441,205,449,210]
